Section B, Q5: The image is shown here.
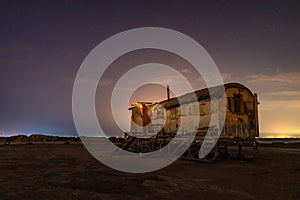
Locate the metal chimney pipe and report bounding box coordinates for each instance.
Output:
[167,85,170,101]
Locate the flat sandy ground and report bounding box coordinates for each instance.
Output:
[0,144,299,200]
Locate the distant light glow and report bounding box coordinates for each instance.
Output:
[263,129,300,138]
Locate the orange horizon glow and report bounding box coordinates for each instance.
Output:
[261,130,300,138]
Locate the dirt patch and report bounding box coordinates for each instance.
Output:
[0,144,299,199]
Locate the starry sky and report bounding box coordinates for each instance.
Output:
[1,0,300,137]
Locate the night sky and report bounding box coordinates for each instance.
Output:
[1,0,300,137]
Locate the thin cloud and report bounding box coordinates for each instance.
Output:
[180,68,191,74]
[265,90,300,97]
[221,72,233,82]
[259,99,300,111]
[246,72,300,84]
[99,79,114,88]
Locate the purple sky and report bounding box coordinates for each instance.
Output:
[1,0,300,137]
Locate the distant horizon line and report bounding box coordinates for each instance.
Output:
[1,133,300,139]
